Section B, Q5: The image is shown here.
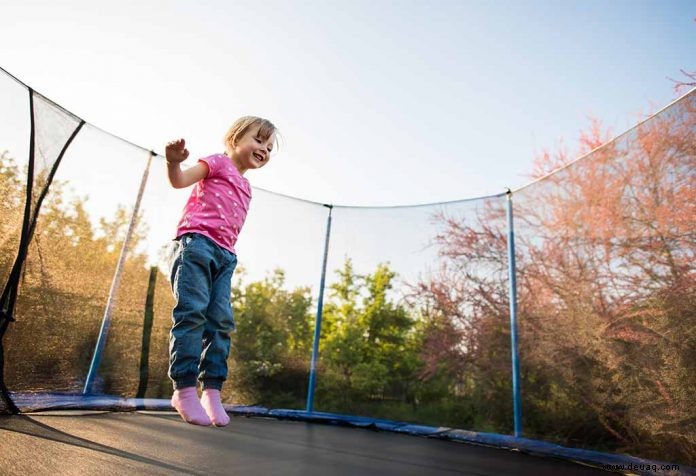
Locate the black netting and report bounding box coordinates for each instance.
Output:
[314,196,511,432]
[4,123,141,395]
[1,81,84,412]
[0,73,29,293]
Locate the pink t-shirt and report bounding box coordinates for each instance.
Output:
[175,153,252,254]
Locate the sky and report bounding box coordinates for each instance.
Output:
[1,0,694,206]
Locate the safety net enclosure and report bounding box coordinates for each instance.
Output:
[511,95,696,464]
[0,66,694,471]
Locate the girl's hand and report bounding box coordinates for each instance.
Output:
[165,139,190,164]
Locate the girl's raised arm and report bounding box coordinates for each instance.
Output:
[165,138,209,188]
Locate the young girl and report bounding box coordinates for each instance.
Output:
[165,116,276,426]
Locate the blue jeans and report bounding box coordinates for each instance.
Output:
[169,233,237,391]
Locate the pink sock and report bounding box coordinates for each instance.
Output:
[200,389,230,427]
[171,387,211,426]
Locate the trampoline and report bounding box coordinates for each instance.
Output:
[1,411,608,475]
[1,66,694,475]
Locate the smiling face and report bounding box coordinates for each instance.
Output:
[226,121,276,175]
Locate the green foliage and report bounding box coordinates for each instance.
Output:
[228,269,314,406]
[317,259,422,412]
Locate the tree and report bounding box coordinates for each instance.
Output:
[319,259,419,412]
[228,269,314,406]
[1,150,160,396]
[414,93,696,462]
[669,69,696,95]
[0,151,24,288]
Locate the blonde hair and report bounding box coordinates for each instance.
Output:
[223,116,277,152]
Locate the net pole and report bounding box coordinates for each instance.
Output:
[506,190,522,437]
[305,204,333,413]
[83,151,155,394]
